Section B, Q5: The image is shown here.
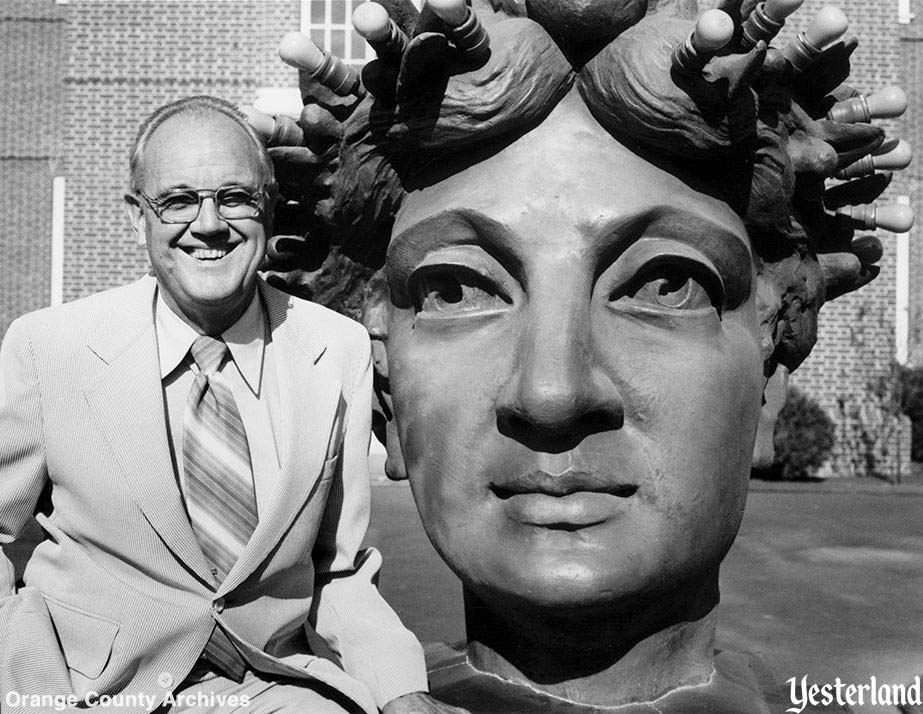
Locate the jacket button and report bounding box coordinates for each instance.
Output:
[213,597,225,613]
[157,672,174,688]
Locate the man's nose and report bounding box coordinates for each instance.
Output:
[191,196,227,235]
[495,295,624,450]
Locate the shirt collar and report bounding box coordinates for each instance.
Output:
[155,287,266,393]
[222,290,267,393]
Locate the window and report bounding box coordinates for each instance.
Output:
[302,0,376,64]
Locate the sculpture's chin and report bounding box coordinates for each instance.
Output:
[524,0,647,50]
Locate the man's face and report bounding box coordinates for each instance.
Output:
[385,93,767,619]
[128,112,269,329]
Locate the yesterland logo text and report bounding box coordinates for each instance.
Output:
[5,690,252,711]
[787,676,922,713]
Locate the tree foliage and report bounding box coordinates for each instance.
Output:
[896,364,923,463]
[769,387,836,481]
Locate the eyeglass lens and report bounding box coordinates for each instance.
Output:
[156,187,261,223]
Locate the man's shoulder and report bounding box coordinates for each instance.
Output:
[263,281,367,346]
[6,277,153,347]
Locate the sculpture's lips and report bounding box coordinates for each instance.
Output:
[491,470,637,499]
[492,470,637,529]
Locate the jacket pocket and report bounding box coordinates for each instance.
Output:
[44,595,120,679]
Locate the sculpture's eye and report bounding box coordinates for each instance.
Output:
[621,261,722,313]
[411,268,509,315]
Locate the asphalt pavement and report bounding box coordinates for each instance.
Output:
[368,481,923,714]
[5,472,920,714]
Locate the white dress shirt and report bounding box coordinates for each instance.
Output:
[155,288,281,516]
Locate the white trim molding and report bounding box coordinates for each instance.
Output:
[895,195,911,364]
[50,176,65,306]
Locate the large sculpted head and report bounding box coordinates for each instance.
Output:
[386,90,763,617]
[263,0,906,705]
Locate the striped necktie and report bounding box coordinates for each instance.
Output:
[184,334,257,681]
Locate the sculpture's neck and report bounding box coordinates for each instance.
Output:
[462,582,719,708]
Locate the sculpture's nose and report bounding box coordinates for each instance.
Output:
[495,292,624,451]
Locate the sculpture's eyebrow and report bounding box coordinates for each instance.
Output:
[585,206,754,309]
[389,206,754,306]
[588,206,750,260]
[388,209,525,278]
[589,207,753,298]
[647,208,751,263]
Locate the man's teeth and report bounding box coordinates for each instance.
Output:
[189,247,229,260]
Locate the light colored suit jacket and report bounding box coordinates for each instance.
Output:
[0,275,426,713]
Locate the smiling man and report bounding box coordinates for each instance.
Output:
[0,96,465,714]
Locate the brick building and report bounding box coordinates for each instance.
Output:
[777,0,922,479]
[1,0,920,477]
[0,0,66,336]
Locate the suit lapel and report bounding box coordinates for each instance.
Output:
[219,281,341,595]
[83,276,214,585]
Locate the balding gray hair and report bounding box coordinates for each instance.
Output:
[128,95,275,192]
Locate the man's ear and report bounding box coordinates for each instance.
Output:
[361,271,407,481]
[752,364,789,469]
[263,184,279,232]
[124,193,147,247]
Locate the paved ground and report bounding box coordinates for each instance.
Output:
[5,474,921,713]
[368,481,923,714]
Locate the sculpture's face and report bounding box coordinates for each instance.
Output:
[385,93,768,616]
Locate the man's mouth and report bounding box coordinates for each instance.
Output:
[181,244,237,261]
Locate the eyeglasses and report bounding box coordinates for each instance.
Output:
[135,185,268,224]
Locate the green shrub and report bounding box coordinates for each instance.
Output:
[768,387,836,481]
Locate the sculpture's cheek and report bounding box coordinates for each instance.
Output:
[387,296,764,610]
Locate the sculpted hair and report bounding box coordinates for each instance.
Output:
[273,1,895,370]
[129,95,276,191]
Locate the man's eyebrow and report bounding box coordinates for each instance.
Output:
[148,182,196,194]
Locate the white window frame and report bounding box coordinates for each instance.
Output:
[895,195,911,364]
[50,176,65,306]
[302,0,376,64]
[899,0,915,24]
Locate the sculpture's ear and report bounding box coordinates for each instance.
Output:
[751,250,823,468]
[124,192,147,247]
[752,364,789,469]
[361,271,408,481]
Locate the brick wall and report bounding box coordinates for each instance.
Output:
[61,0,301,303]
[2,0,920,477]
[900,0,923,367]
[762,0,921,478]
[0,161,54,333]
[0,0,66,336]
